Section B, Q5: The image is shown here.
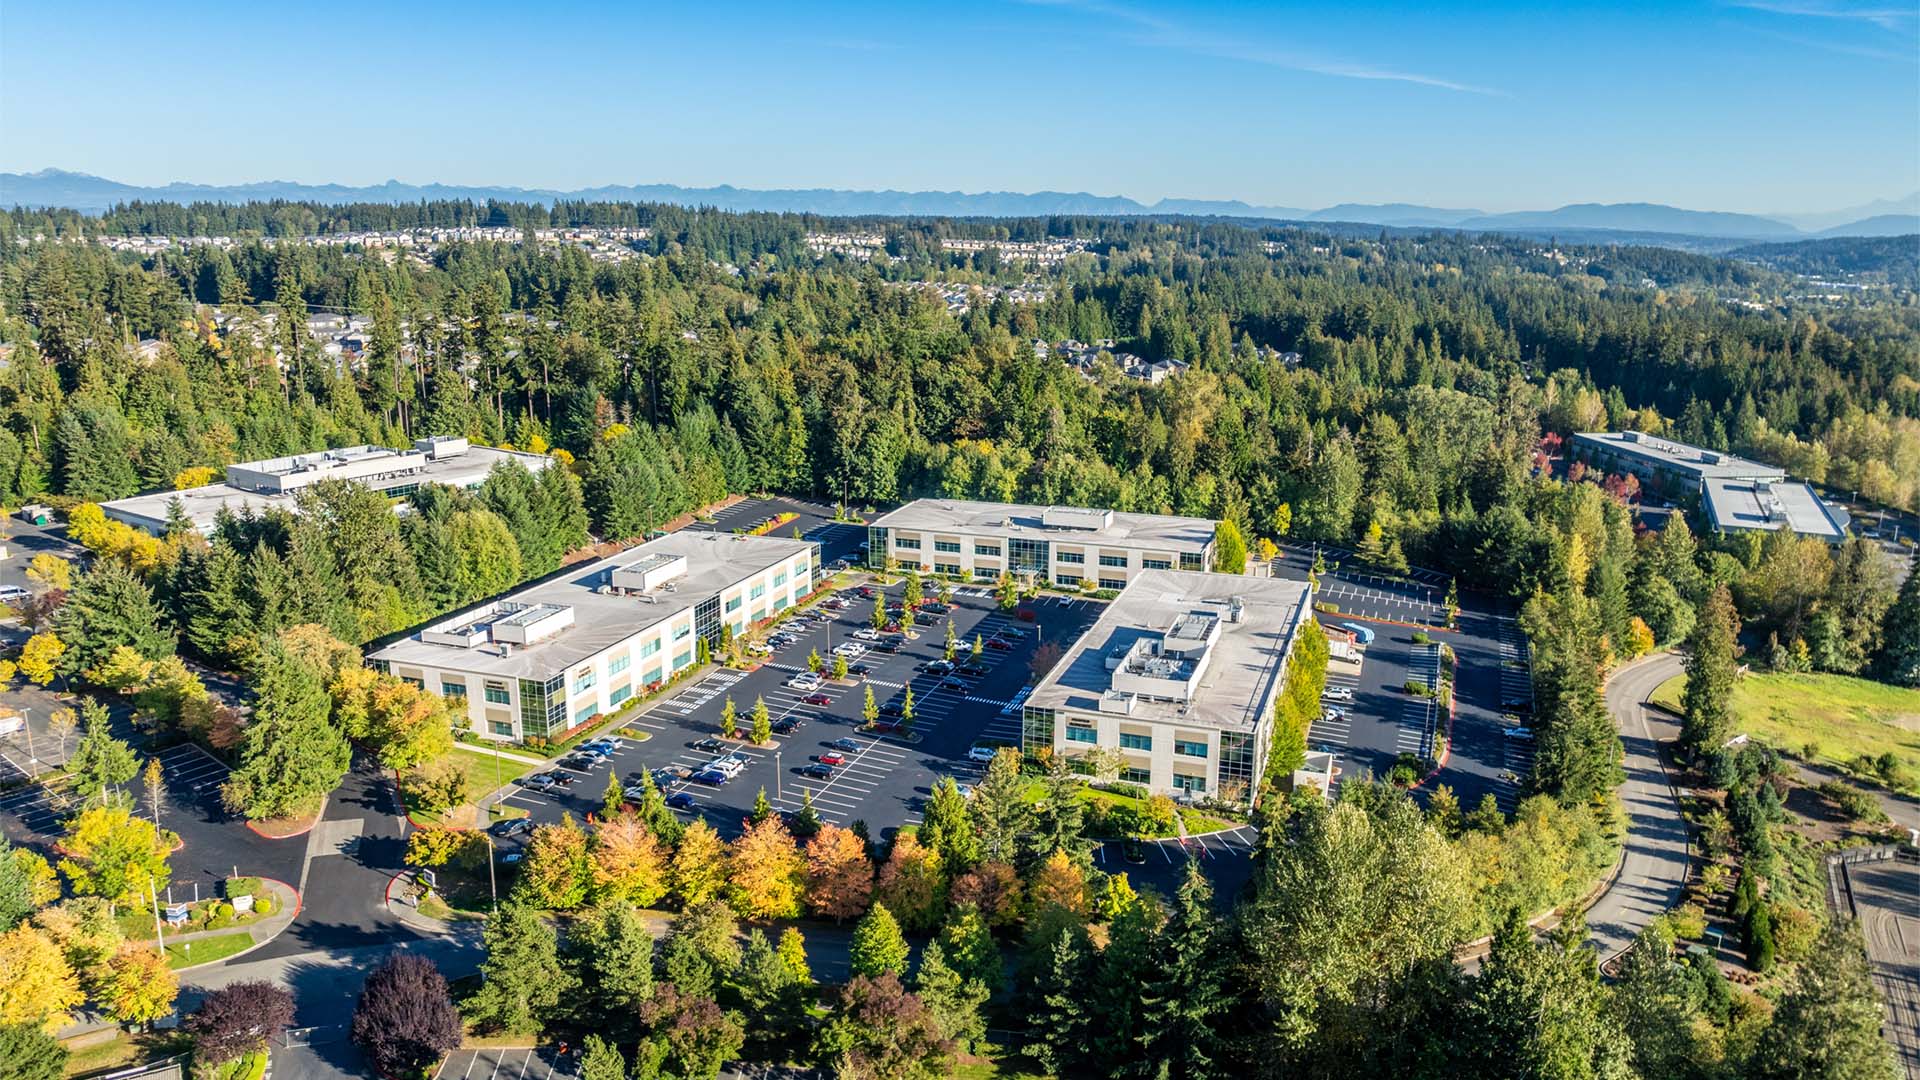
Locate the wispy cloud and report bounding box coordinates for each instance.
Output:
[1016,0,1500,95]
[1727,0,1916,32]
[1741,21,1920,60]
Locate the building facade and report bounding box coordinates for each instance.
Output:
[865,499,1217,589]
[101,436,552,535]
[1568,431,1784,497]
[1020,569,1313,804]
[367,532,817,743]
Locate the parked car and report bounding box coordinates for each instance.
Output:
[879,702,905,718]
[1503,727,1536,740]
[993,627,1027,640]
[830,737,860,752]
[652,767,687,786]
[958,663,991,677]
[691,737,725,753]
[985,637,1013,651]
[921,602,950,615]
[522,773,558,792]
[918,660,952,674]
[801,693,831,706]
[966,745,998,763]
[561,754,600,771]
[665,792,698,811]
[704,758,746,778]
[691,769,730,786]
[547,771,577,787]
[1321,707,1347,721]
[490,818,533,838]
[801,763,836,779]
[846,664,874,678]
[622,784,651,802]
[1122,837,1147,864]
[1322,687,1354,702]
[787,672,823,691]
[771,717,801,735]
[817,751,847,766]
[746,642,773,656]
[873,641,901,653]
[589,737,626,752]
[0,586,29,604]
[954,782,975,799]
[856,586,877,599]
[940,677,969,692]
[832,642,866,658]
[853,627,880,641]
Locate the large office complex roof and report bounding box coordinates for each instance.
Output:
[869,498,1215,552]
[1572,431,1785,482]
[368,531,815,681]
[1703,478,1850,541]
[1026,569,1312,732]
[101,437,550,534]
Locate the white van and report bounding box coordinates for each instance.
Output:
[0,712,22,737]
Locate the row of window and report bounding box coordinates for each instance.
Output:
[934,562,962,576]
[1065,726,1210,759]
[896,536,921,550]
[934,540,960,554]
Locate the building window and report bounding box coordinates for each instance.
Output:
[726,595,743,612]
[774,570,787,587]
[1098,554,1128,568]
[401,675,424,690]
[573,702,597,727]
[1066,725,1098,744]
[673,623,691,641]
[573,667,596,693]
[673,648,694,671]
[1056,573,1081,587]
[640,639,662,658]
[1173,773,1206,793]
[490,719,515,737]
[974,543,1001,556]
[1119,767,1151,785]
[1099,578,1125,591]
[934,540,961,554]
[441,680,466,699]
[973,567,999,580]
[369,659,391,675]
[750,582,766,599]
[485,681,511,705]
[1022,705,1056,755]
[867,526,889,568]
[644,665,663,685]
[1008,537,1049,574]
[609,654,631,676]
[895,536,922,550]
[519,673,566,738]
[935,563,961,576]
[1217,731,1254,802]
[609,684,632,707]
[1143,558,1173,570]
[1179,552,1205,572]
[773,594,790,612]
[1056,550,1085,564]
[1119,732,1152,751]
[1175,739,1208,758]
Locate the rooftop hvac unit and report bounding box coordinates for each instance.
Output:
[498,642,512,657]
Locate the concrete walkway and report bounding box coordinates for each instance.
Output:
[1585,651,1692,965]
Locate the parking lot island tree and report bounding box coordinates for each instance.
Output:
[719,696,737,738]
[750,700,773,745]
[944,618,957,662]
[222,640,350,822]
[728,815,806,920]
[871,596,888,632]
[862,685,879,728]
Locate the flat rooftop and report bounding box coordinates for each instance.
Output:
[1572,431,1785,481]
[869,498,1215,552]
[368,531,815,681]
[1027,569,1312,732]
[1703,478,1849,541]
[100,443,550,532]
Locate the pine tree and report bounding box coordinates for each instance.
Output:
[1140,861,1230,1079]
[1751,920,1899,1080]
[1878,568,1920,687]
[1682,584,1740,753]
[912,938,988,1052]
[849,902,911,978]
[465,901,571,1036]
[222,642,350,821]
[1025,925,1091,1076]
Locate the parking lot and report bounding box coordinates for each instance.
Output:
[491,582,1102,844]
[1300,628,1438,790]
[1272,543,1451,628]
[688,495,868,568]
[435,1047,579,1080]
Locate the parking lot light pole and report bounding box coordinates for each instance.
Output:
[486,835,497,910]
[776,750,782,802]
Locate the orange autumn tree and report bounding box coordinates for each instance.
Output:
[873,832,947,932]
[728,816,805,919]
[804,824,873,922]
[591,813,670,907]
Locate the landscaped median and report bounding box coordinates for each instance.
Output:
[122,876,301,970]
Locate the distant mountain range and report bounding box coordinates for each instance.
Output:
[3,169,1914,241]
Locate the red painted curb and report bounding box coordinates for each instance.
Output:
[258,875,303,921]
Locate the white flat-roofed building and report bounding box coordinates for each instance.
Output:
[865,499,1217,589]
[368,531,818,743]
[1569,431,1784,496]
[1703,478,1849,542]
[1021,569,1313,804]
[100,436,552,535]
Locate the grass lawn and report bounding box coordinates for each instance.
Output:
[409,745,532,825]
[60,1031,186,1077]
[1180,807,1241,834]
[164,929,254,968]
[1653,670,1920,786]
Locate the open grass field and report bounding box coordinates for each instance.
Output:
[164,929,254,968]
[1652,669,1920,785]
[407,744,534,826]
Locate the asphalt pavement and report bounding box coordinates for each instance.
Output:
[1585,652,1691,964]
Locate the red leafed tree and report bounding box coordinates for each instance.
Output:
[351,954,461,1078]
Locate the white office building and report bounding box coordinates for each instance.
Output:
[367,531,818,743]
[1021,569,1314,804]
[1703,477,1850,542]
[100,436,552,535]
[865,499,1218,589]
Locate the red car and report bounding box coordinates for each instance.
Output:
[818,751,847,766]
[803,693,832,706]
[985,638,1014,651]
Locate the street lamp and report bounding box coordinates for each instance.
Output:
[775,750,783,802]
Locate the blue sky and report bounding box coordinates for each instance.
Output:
[2,0,1915,213]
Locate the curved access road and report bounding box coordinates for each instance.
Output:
[1585,651,1692,964]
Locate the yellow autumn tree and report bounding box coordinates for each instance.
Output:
[102,943,177,1027]
[17,633,64,686]
[728,816,805,920]
[0,925,83,1032]
[591,813,670,907]
[669,818,728,908]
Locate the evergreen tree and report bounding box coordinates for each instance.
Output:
[222,641,350,820]
[1139,861,1230,1079]
[1024,925,1092,1076]
[52,561,175,677]
[465,901,571,1036]
[1877,568,1920,687]
[1682,584,1740,754]
[1751,920,1899,1080]
[912,938,988,1052]
[849,902,911,978]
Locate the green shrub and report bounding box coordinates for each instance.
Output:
[1313,601,1340,615]
[224,876,262,899]
[1817,781,1889,823]
[1412,631,1431,645]
[210,901,234,921]
[253,897,274,918]
[1668,902,1708,939]
[1745,900,1775,973]
[1403,679,1433,697]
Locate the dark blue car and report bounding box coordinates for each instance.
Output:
[665,792,698,811]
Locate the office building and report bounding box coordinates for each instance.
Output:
[1568,431,1784,496]
[100,436,552,535]
[1021,569,1314,804]
[367,531,817,743]
[1703,477,1849,542]
[865,499,1217,589]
